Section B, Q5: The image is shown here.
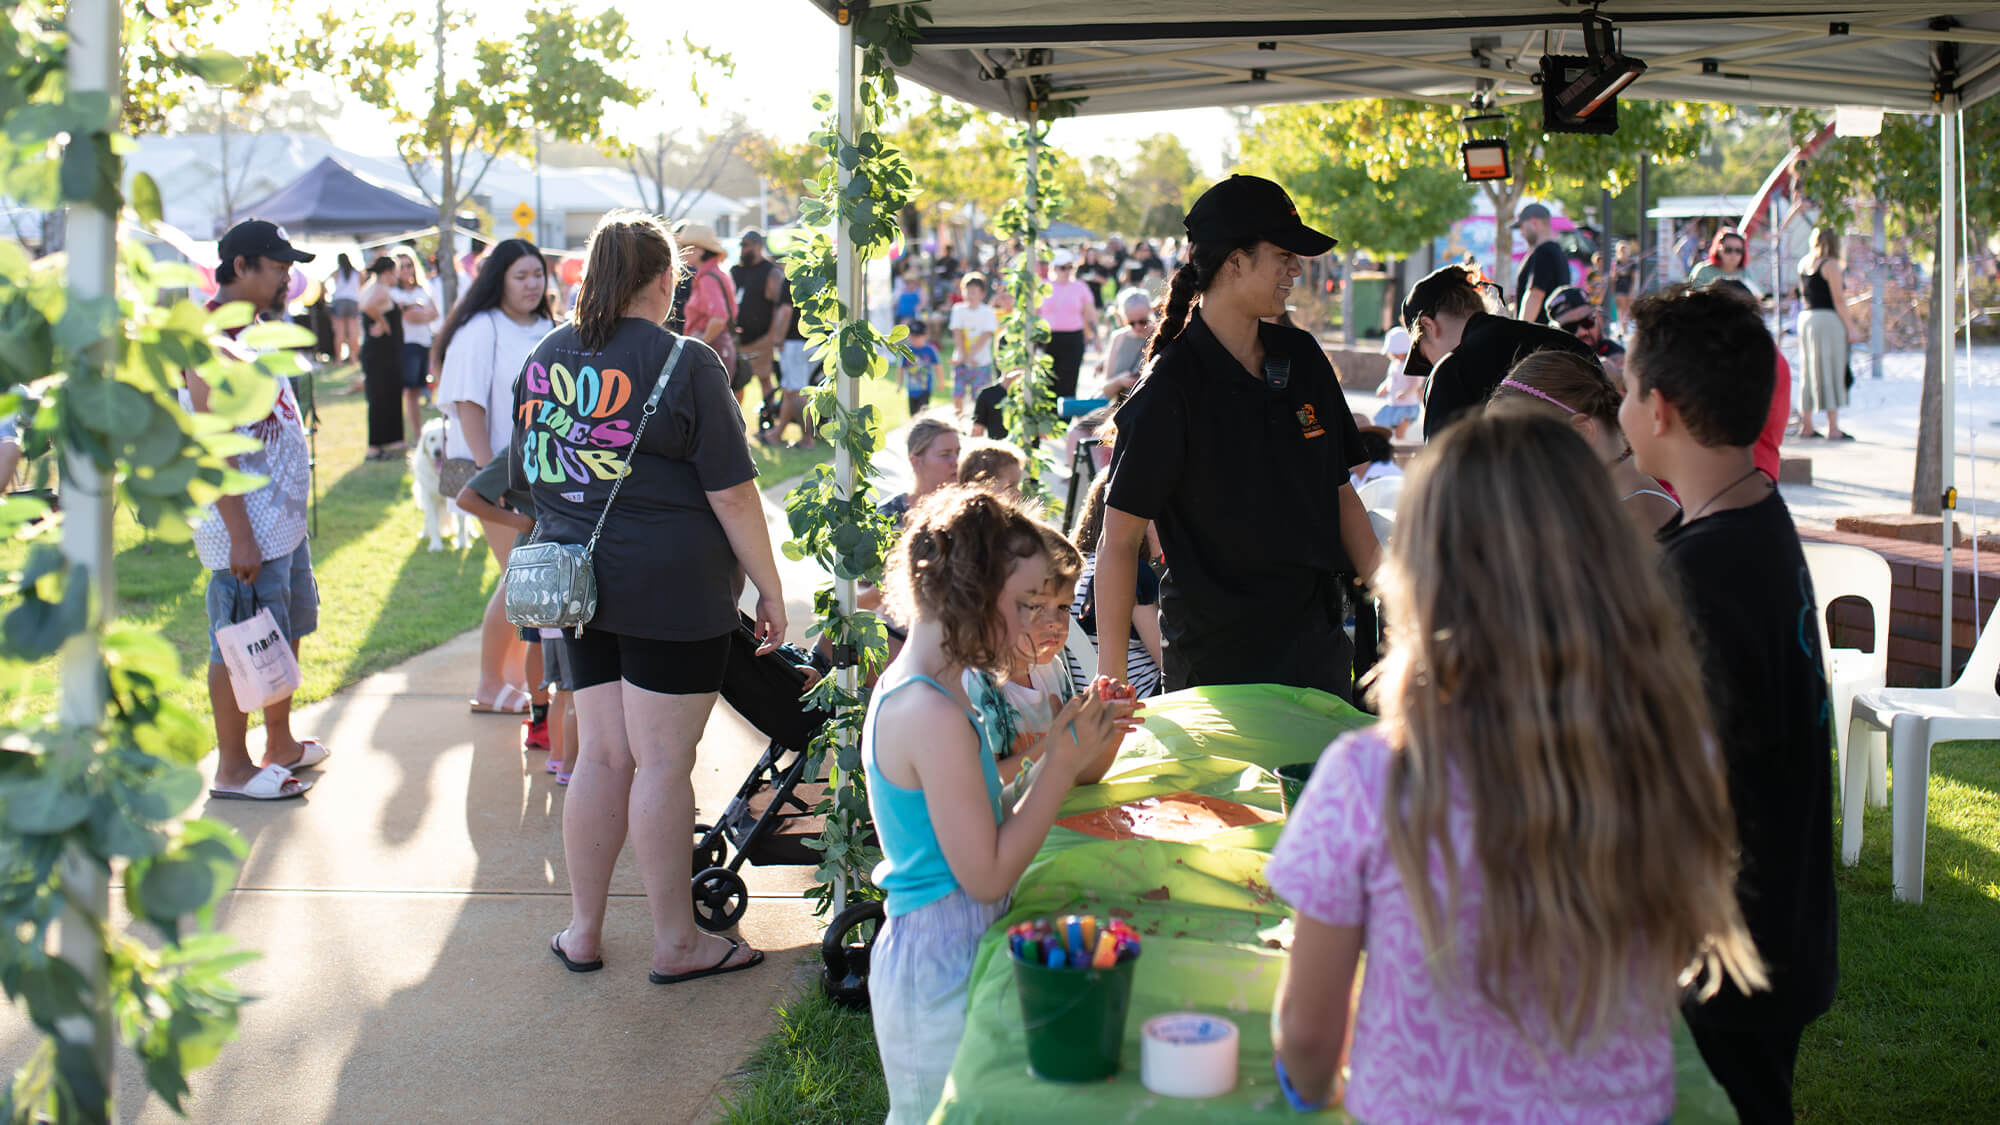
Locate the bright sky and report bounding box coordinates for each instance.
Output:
[314,1,1239,179]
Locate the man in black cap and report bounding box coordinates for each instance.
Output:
[189,220,331,801]
[1512,202,1571,324]
[1406,263,1597,440]
[1547,284,1626,376]
[1094,175,1380,702]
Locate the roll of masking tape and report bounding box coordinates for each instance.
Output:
[1140,1012,1239,1098]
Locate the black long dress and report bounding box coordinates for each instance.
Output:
[361,300,404,449]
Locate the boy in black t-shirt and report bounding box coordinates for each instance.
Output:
[1618,286,1837,1125]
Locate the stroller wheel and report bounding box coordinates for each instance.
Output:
[693,825,726,873]
[691,866,749,932]
[821,898,887,1010]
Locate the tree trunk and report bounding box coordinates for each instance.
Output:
[1485,181,1521,298]
[216,92,233,229]
[432,0,457,311]
[1912,257,1943,516]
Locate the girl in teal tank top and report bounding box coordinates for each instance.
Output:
[862,487,1138,1124]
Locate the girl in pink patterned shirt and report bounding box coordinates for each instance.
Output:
[1265,412,1765,1124]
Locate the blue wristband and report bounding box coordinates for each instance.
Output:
[1273,1054,1327,1113]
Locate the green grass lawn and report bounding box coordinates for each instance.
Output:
[715,983,888,1125]
[0,370,916,726]
[718,748,2000,1123]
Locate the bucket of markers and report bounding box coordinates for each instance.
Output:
[1009,914,1140,1083]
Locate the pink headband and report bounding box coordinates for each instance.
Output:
[1498,378,1576,415]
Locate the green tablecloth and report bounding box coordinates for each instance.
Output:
[930,683,1737,1124]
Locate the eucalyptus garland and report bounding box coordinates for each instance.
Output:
[783,1,930,912]
[993,115,1070,501]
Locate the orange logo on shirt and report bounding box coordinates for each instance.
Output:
[1298,403,1325,439]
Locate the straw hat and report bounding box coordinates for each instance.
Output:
[673,220,725,257]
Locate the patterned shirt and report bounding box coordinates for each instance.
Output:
[183,305,311,570]
[1266,727,1676,1125]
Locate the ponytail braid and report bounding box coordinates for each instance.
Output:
[1139,234,1267,370]
[1142,265,1200,366]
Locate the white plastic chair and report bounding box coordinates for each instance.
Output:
[1367,509,1393,545]
[1358,475,1404,512]
[1803,543,1893,809]
[1842,602,2000,903]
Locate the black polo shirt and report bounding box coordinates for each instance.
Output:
[1105,309,1365,696]
[1421,312,1598,439]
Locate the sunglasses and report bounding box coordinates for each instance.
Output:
[1562,314,1598,334]
[1722,244,1745,254]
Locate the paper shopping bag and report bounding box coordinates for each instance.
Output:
[215,606,302,712]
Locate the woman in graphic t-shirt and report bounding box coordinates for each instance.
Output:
[434,239,556,712]
[523,211,785,986]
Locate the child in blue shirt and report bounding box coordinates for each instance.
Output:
[864,486,1137,1124]
[902,321,939,417]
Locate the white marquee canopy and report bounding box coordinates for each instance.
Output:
[802,0,1998,685]
[813,1,2000,118]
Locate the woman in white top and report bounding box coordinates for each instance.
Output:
[390,247,440,448]
[434,239,556,711]
[327,254,362,365]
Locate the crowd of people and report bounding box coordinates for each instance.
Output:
[177,164,1847,1125]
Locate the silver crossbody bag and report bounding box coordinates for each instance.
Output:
[503,335,688,634]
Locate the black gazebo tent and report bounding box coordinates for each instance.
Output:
[235,156,435,236]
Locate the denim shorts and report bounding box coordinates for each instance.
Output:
[206,538,318,663]
[1374,403,1421,428]
[400,342,430,390]
[778,340,811,392]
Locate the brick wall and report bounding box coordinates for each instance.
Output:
[1798,526,2000,688]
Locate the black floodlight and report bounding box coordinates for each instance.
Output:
[1540,14,1646,134]
[1459,113,1511,182]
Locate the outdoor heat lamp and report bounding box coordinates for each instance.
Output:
[1458,112,1511,182]
[1540,13,1647,134]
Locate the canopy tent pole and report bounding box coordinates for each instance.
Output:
[830,12,859,915]
[1939,97,1960,683]
[58,0,119,1086]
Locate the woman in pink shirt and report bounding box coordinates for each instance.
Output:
[1039,248,1099,399]
[676,222,737,372]
[1265,412,1764,1124]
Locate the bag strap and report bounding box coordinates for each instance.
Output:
[582,334,688,560]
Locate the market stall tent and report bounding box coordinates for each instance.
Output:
[806,0,1998,686]
[235,156,437,237]
[815,2,2000,118]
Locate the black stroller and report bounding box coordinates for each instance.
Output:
[689,613,837,932]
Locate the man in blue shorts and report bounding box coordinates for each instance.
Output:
[188,220,329,801]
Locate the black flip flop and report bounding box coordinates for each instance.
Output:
[649,938,764,985]
[551,930,603,973]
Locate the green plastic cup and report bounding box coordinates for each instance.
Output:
[1014,955,1136,1082]
[1276,761,1315,814]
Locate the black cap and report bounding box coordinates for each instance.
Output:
[217,219,314,267]
[1401,263,1479,330]
[1545,285,1593,322]
[1509,202,1552,228]
[1183,175,1336,256]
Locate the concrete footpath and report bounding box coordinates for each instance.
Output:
[0,469,862,1124]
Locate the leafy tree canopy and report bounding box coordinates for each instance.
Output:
[1236,102,1472,260]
